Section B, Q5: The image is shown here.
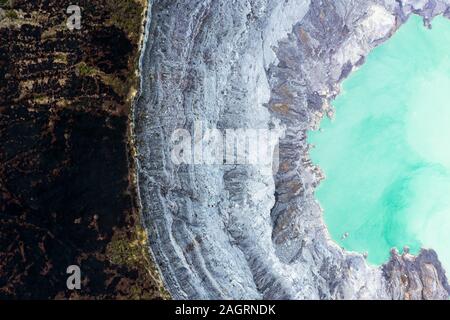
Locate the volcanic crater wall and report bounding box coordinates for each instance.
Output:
[135,0,450,299]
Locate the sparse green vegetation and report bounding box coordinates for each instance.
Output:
[106,0,144,42]
[33,93,49,104]
[76,62,96,76]
[5,9,17,19]
[93,0,147,102]
[75,61,129,97]
[102,73,128,97]
[54,52,68,64]
[106,225,171,300]
[0,0,169,300]
[0,0,10,8]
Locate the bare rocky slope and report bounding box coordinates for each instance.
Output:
[135,0,450,299]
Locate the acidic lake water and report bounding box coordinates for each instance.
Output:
[308,15,450,271]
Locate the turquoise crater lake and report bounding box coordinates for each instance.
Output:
[308,15,450,271]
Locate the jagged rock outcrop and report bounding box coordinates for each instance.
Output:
[135,0,450,299]
[383,248,449,300]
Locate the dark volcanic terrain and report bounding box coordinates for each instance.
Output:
[0,0,167,299]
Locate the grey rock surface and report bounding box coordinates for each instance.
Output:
[134,0,450,299]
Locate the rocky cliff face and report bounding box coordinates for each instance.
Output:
[135,0,450,299]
